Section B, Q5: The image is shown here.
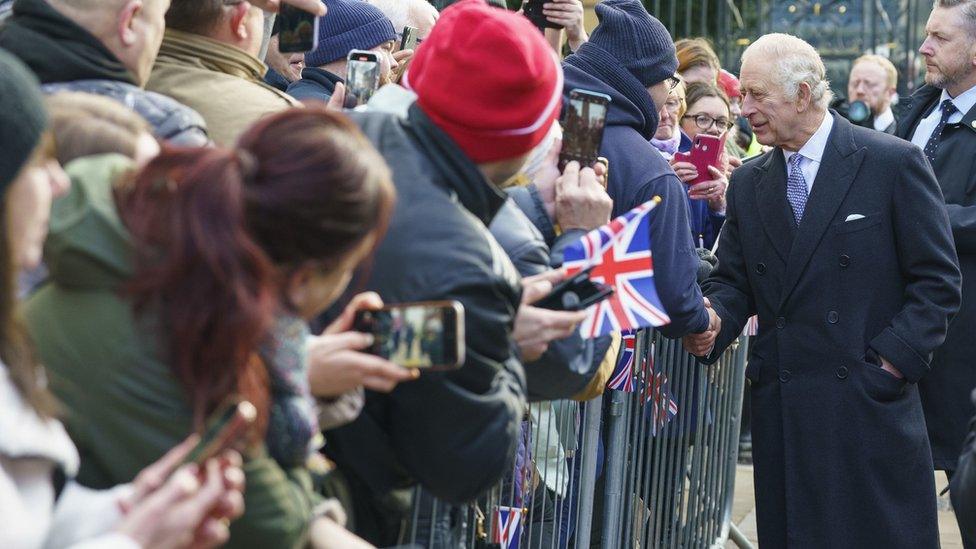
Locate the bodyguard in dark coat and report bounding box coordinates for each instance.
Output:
[687,34,962,548]
[894,0,976,476]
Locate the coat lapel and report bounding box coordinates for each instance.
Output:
[896,85,941,140]
[779,114,865,307]
[754,151,795,263]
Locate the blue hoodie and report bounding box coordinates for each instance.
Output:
[563,43,709,337]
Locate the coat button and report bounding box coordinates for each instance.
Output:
[827,311,839,324]
[776,317,786,329]
[839,254,851,267]
[756,263,767,275]
[836,366,849,380]
[779,370,792,383]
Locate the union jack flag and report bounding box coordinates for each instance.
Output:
[562,199,670,338]
[643,362,679,436]
[492,506,523,549]
[607,330,637,392]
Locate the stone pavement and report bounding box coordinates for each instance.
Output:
[726,465,963,548]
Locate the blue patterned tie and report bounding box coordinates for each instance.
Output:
[786,153,808,225]
[923,99,957,164]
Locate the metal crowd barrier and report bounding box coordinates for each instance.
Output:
[398,331,752,549]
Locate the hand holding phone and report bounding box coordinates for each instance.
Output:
[182,400,257,466]
[533,266,614,311]
[672,133,727,186]
[353,301,465,370]
[559,89,612,171]
[344,50,380,109]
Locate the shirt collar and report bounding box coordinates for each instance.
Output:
[784,111,834,164]
[941,83,976,116]
[873,108,895,132]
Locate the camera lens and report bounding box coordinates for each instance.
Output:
[848,101,870,123]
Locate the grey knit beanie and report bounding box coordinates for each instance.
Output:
[0,49,47,195]
[306,0,397,68]
[587,0,678,88]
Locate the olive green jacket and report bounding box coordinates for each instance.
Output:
[23,155,316,549]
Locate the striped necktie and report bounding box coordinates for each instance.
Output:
[786,153,808,225]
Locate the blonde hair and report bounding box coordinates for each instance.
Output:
[676,38,721,78]
[45,92,153,165]
[741,33,833,109]
[852,54,898,88]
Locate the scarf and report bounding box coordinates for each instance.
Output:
[0,0,135,84]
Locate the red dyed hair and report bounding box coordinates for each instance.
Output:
[117,108,394,431]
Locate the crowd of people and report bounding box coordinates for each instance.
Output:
[1,0,975,547]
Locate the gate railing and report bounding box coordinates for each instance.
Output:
[400,331,753,549]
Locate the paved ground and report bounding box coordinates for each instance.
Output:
[726,466,963,548]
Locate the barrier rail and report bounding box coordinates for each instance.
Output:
[399,332,752,549]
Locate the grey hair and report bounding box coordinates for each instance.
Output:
[935,0,976,33]
[366,0,410,32]
[741,33,834,110]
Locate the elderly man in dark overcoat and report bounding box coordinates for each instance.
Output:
[895,0,976,499]
[684,33,962,548]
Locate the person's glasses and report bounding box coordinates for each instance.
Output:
[666,75,681,91]
[683,113,733,131]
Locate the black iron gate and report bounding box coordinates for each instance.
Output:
[643,0,928,97]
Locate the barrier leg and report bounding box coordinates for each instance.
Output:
[573,397,602,549]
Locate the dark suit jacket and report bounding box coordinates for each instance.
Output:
[897,84,976,470]
[702,112,961,548]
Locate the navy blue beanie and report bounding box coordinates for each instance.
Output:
[587,0,677,88]
[0,49,47,195]
[306,0,397,68]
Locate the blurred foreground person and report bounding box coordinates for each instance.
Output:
[0,49,244,549]
[23,107,397,548]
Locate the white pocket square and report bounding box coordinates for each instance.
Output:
[845,214,866,222]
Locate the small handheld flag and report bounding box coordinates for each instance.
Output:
[492,506,523,549]
[562,199,671,338]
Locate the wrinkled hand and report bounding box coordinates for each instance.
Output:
[686,165,728,213]
[682,298,721,357]
[250,0,326,15]
[543,0,587,50]
[556,161,613,231]
[308,292,417,397]
[117,454,246,549]
[515,270,588,361]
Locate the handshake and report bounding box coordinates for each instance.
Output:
[682,297,722,357]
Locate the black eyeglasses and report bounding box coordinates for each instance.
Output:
[682,113,733,131]
[666,75,681,91]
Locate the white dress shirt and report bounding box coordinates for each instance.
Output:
[873,107,895,132]
[783,111,835,193]
[910,84,976,149]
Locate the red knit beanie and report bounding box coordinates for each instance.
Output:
[403,0,563,164]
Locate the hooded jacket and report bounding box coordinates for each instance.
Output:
[146,29,300,146]
[0,0,208,146]
[562,44,709,337]
[286,66,344,103]
[22,155,318,549]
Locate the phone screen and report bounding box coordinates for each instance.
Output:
[354,302,464,369]
[560,90,611,170]
[400,26,419,51]
[344,51,380,109]
[278,5,319,53]
[522,0,563,31]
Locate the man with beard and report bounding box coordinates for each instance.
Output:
[895,2,976,545]
[287,0,398,103]
[263,17,306,91]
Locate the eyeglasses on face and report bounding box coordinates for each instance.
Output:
[682,113,733,131]
[666,75,681,91]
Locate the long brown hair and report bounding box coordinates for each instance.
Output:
[117,107,394,430]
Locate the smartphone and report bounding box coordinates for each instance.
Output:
[522,0,563,31]
[353,301,465,370]
[183,400,257,465]
[344,50,380,110]
[400,26,419,52]
[534,266,615,311]
[278,4,320,53]
[559,89,612,171]
[672,133,727,185]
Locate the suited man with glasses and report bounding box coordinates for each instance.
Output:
[685,33,961,548]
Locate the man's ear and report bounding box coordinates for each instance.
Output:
[229,2,251,41]
[118,0,143,47]
[795,81,813,112]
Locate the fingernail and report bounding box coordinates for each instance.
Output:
[364,334,375,346]
[411,369,421,379]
